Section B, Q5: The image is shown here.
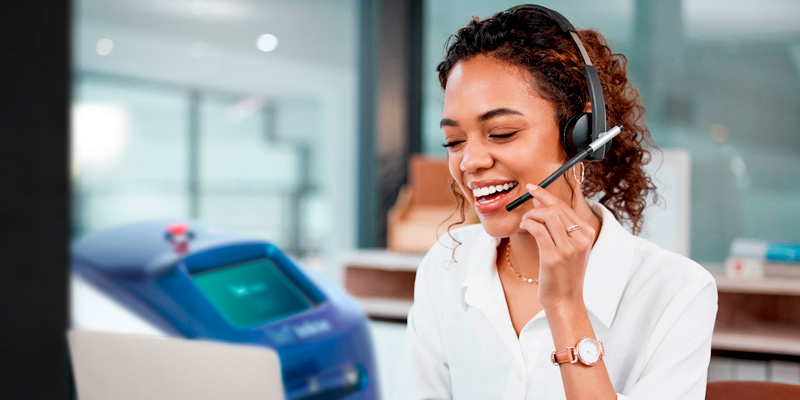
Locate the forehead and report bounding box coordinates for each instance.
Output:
[443,55,542,117]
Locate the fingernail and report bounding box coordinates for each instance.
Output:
[526,184,539,192]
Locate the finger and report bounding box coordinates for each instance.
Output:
[521,202,573,248]
[519,218,556,253]
[536,199,596,248]
[524,197,579,231]
[527,184,594,240]
[534,197,583,234]
[526,184,584,223]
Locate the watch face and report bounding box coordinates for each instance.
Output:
[577,339,601,365]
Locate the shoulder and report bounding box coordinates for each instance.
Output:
[628,236,717,299]
[621,237,719,359]
[588,199,715,299]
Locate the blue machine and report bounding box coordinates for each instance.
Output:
[71,220,379,400]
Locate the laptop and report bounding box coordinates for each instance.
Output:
[68,329,285,400]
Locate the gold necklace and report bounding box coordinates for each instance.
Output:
[506,240,538,284]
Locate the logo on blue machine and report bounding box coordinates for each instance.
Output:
[265,320,331,345]
[293,320,332,339]
[266,325,295,345]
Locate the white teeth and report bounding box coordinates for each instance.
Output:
[472,182,517,199]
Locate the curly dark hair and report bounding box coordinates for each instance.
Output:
[438,5,657,234]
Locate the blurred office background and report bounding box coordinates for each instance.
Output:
[65,0,800,397]
[72,0,800,266]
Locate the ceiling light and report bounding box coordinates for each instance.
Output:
[257,34,278,52]
[96,39,114,56]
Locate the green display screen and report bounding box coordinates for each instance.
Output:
[192,259,313,328]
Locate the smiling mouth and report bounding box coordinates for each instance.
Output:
[473,182,518,204]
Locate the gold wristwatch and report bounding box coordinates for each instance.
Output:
[551,337,604,366]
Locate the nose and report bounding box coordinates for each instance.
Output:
[459,141,493,173]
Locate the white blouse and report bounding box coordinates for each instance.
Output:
[391,201,717,400]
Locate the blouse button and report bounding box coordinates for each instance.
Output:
[516,371,524,382]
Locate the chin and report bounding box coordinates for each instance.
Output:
[476,213,520,238]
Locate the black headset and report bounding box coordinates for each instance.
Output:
[506,4,611,161]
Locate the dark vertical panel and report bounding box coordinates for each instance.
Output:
[358,0,424,248]
[0,0,70,398]
[376,0,410,248]
[406,0,424,156]
[357,0,381,248]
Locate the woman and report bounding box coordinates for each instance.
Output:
[392,5,717,400]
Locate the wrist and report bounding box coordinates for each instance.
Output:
[542,297,585,316]
[543,298,589,344]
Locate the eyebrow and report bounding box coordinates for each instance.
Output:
[439,108,524,128]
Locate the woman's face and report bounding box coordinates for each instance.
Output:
[442,55,571,238]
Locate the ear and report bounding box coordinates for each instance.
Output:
[583,102,592,113]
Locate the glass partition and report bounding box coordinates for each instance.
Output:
[72,77,190,235]
[73,0,358,267]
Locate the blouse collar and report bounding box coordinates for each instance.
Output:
[460,200,634,330]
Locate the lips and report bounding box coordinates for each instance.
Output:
[468,180,519,214]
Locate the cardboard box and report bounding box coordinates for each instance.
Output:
[387,155,478,253]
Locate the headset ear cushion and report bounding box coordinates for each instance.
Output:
[561,112,591,157]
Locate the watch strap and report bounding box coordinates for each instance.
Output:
[551,347,578,366]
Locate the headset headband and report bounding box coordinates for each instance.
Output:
[506,4,609,160]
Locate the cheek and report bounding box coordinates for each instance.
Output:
[447,155,462,184]
[447,156,472,200]
[506,137,565,175]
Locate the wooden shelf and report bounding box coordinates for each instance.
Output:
[356,297,413,321]
[713,324,800,357]
[710,267,800,359]
[339,250,423,271]
[714,276,800,296]
[341,250,421,320]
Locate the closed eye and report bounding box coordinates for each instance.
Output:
[441,140,464,148]
[490,131,518,140]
